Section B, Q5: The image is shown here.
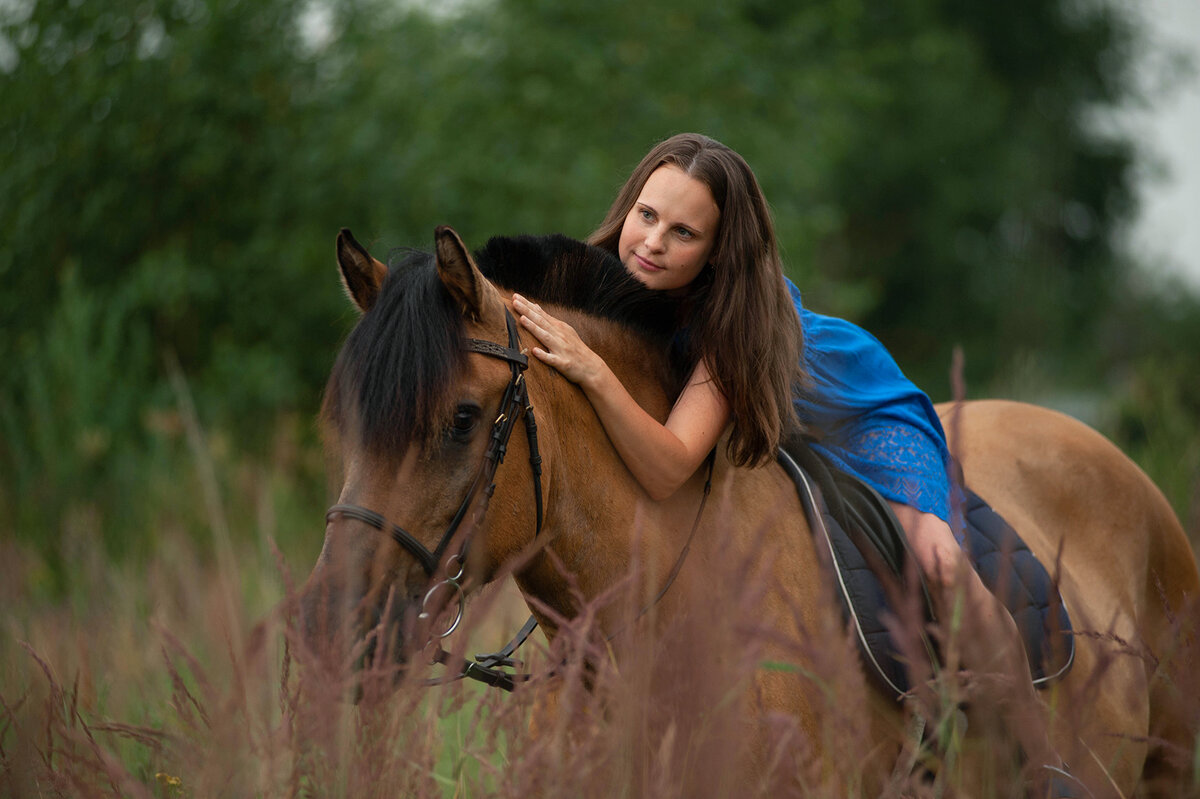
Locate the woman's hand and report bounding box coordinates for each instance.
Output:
[513,294,729,500]
[513,294,604,387]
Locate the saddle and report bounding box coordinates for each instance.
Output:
[778,439,1075,699]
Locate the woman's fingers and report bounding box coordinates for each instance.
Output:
[513,293,542,318]
[512,292,599,384]
[517,310,554,345]
[514,293,564,343]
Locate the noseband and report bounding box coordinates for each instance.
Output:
[325,308,544,638]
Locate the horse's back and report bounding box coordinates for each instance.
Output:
[939,399,1199,790]
[937,399,1197,609]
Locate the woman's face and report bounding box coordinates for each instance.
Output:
[617,164,720,293]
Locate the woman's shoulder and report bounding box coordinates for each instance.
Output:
[783,278,889,354]
[782,275,803,305]
[781,275,808,317]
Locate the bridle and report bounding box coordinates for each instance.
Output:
[323,305,712,693]
[325,308,543,666]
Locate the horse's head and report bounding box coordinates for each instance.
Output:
[299,226,541,678]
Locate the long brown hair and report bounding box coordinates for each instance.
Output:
[589,133,806,466]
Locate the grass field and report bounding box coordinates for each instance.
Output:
[2,404,1198,797]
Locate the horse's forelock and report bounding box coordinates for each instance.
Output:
[324,251,467,462]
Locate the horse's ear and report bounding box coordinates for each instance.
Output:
[336,228,388,313]
[434,225,500,324]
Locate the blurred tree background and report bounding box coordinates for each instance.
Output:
[2,0,1198,591]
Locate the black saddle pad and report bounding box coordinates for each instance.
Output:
[778,443,1075,699]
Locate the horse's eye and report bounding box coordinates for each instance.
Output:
[449,405,481,442]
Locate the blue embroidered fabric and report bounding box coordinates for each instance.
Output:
[787,278,960,531]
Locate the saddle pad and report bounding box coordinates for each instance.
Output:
[777,446,1075,699]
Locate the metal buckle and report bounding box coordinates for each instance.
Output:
[418,554,467,639]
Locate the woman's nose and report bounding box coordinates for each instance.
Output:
[645,225,665,252]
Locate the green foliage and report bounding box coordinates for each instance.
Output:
[0,0,347,566]
[808,0,1142,388]
[2,0,1196,569]
[1102,278,1200,534]
[1,0,351,414]
[0,265,156,579]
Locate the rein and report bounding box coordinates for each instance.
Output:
[325,307,713,693]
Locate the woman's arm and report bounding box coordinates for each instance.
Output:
[513,294,729,500]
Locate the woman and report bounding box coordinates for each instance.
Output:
[512,133,1075,791]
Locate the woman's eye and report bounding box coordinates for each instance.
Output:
[675,227,693,239]
[639,208,654,222]
[449,405,480,442]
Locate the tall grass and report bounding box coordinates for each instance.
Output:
[3,477,1199,797]
[3,361,1199,796]
[0,527,871,797]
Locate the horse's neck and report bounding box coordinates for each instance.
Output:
[512,310,827,679]
[516,312,693,625]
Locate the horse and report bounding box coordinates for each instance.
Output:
[298,225,1200,796]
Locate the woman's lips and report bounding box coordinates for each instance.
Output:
[635,254,663,272]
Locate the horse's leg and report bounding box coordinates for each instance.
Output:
[1136,485,1200,794]
[527,678,562,739]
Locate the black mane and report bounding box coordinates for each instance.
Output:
[324,233,681,460]
[474,234,680,341]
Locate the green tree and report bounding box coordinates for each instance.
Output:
[1,0,1171,570]
[813,0,1141,390]
[0,0,350,565]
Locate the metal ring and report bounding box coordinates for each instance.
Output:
[444,552,465,582]
[418,578,465,639]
